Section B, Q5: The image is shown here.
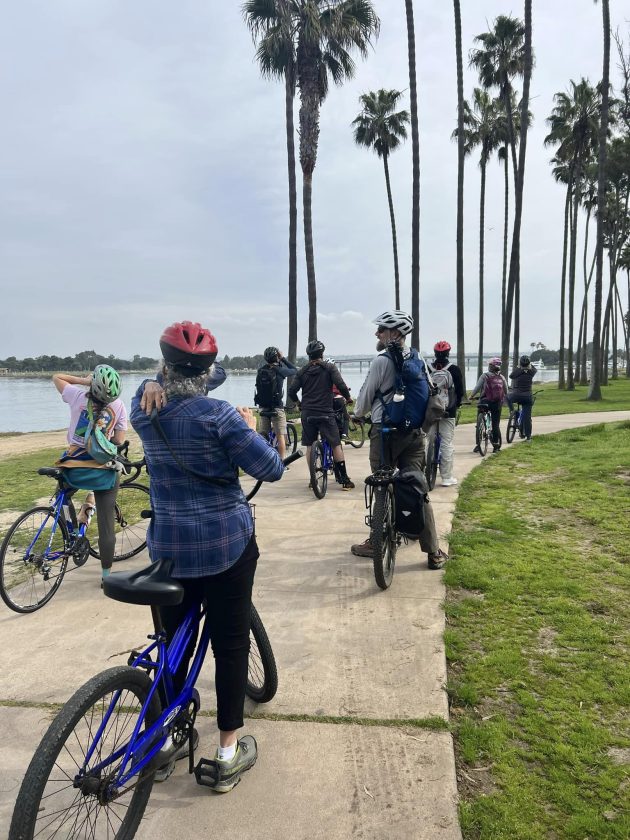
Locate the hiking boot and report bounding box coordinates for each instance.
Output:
[351,539,373,557]
[473,445,481,453]
[207,736,258,793]
[341,478,355,490]
[155,728,200,783]
[428,549,448,570]
[492,444,501,452]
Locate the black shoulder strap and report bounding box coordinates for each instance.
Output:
[150,408,235,487]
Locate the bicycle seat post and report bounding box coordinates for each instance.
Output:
[151,605,165,636]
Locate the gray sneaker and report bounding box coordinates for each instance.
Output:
[209,735,258,793]
[155,728,199,783]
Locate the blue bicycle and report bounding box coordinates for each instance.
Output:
[307,415,335,499]
[506,390,543,442]
[257,408,298,455]
[9,450,301,839]
[0,446,149,613]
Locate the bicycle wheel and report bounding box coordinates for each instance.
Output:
[346,418,365,448]
[425,438,438,490]
[506,411,518,443]
[475,415,488,457]
[285,422,298,455]
[89,483,150,563]
[0,507,70,613]
[246,604,278,703]
[371,485,397,590]
[9,666,161,840]
[309,441,328,499]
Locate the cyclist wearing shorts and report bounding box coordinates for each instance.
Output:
[426,340,464,487]
[255,346,297,459]
[508,355,538,440]
[288,341,355,490]
[131,320,284,791]
[350,311,448,570]
[53,365,127,580]
[469,358,509,452]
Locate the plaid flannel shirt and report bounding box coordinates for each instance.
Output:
[131,390,283,577]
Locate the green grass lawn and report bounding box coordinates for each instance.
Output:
[457,376,630,425]
[445,420,630,839]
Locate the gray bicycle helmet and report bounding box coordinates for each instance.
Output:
[373,310,414,336]
[306,340,325,358]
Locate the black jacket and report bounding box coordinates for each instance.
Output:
[288,361,351,413]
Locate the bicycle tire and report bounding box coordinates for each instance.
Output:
[285,423,298,455]
[309,441,328,499]
[425,438,438,491]
[246,604,278,703]
[346,418,365,448]
[0,507,70,613]
[9,666,161,840]
[506,411,518,443]
[89,482,150,563]
[476,415,488,457]
[371,485,397,590]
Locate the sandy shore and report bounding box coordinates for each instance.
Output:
[0,428,142,459]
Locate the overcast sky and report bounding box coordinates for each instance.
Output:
[1,1,626,360]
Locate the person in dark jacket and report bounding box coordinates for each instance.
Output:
[288,340,354,490]
[255,346,297,459]
[508,355,538,440]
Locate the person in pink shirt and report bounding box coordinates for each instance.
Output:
[53,365,128,580]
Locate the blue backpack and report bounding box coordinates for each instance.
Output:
[377,347,429,430]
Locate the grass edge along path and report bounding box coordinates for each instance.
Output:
[445,420,630,839]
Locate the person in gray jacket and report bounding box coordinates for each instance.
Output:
[350,310,448,570]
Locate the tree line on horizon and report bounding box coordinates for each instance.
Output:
[241,0,627,402]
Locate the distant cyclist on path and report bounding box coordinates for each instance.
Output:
[507,355,538,441]
[426,340,464,487]
[469,357,509,452]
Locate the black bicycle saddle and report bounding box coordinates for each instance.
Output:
[103,556,185,606]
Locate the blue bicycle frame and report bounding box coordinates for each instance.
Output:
[26,487,82,563]
[80,602,209,790]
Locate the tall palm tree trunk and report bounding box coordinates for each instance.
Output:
[626,269,630,377]
[503,90,519,191]
[588,0,610,400]
[454,0,466,386]
[298,68,321,342]
[558,184,571,388]
[501,147,509,352]
[579,207,592,384]
[405,0,420,349]
[503,0,532,373]
[303,171,317,341]
[286,72,298,364]
[382,153,401,308]
[567,173,581,390]
[477,158,487,379]
[512,273,520,368]
[614,282,629,376]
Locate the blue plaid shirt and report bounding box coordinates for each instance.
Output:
[131,390,283,577]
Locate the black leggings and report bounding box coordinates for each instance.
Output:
[160,535,259,732]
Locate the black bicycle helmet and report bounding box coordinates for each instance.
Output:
[264,346,280,363]
[306,340,325,359]
[519,355,530,367]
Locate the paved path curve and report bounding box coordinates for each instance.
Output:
[0,411,628,838]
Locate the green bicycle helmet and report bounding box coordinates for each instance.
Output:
[91,365,122,404]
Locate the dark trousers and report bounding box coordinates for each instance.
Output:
[479,400,502,446]
[160,535,259,732]
[94,475,120,570]
[508,392,533,438]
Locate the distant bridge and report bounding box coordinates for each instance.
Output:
[333,353,503,372]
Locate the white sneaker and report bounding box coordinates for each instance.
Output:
[441,477,458,487]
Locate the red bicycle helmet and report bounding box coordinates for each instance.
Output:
[159,321,218,374]
[434,340,451,354]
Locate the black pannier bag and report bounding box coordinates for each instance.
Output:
[393,469,428,539]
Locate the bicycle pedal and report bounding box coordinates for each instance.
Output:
[194,757,220,787]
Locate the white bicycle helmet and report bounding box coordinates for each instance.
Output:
[91,365,121,404]
[372,310,414,336]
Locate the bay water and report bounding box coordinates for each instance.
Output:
[0,367,558,434]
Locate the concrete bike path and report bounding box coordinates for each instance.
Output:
[0,410,628,838]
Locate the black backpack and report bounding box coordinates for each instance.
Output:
[254,365,278,407]
[393,470,428,539]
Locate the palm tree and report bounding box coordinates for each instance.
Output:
[456,89,501,379]
[588,0,611,401]
[469,13,528,370]
[619,242,630,377]
[352,89,409,308]
[545,79,600,389]
[469,15,526,191]
[405,0,420,349]
[453,0,466,387]
[243,0,298,364]
[503,2,533,372]
[550,156,572,389]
